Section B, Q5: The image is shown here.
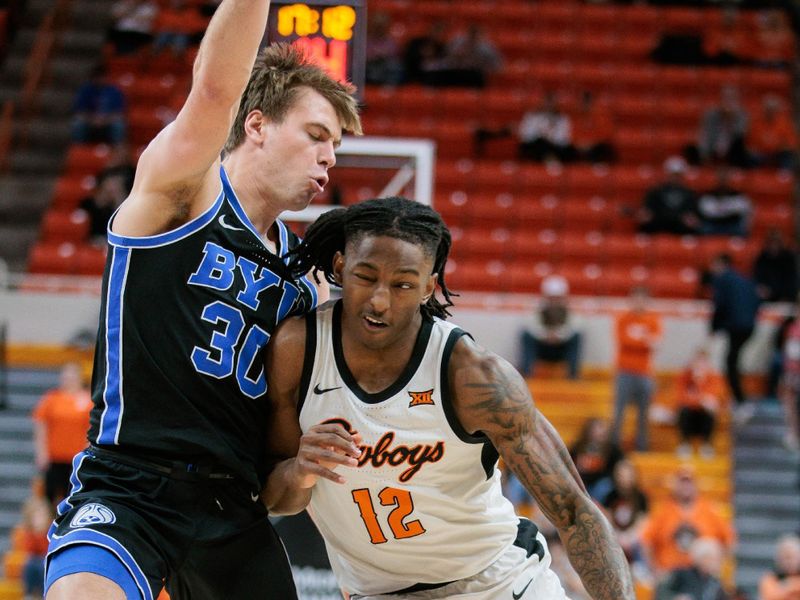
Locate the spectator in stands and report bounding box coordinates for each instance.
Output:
[748,95,797,171]
[640,464,735,579]
[779,299,800,451]
[107,0,158,55]
[637,156,701,235]
[602,459,649,569]
[152,0,205,57]
[753,230,799,303]
[572,90,615,164]
[768,309,796,399]
[654,537,730,600]
[708,253,761,419]
[696,167,752,237]
[686,86,750,168]
[365,11,403,85]
[32,362,92,507]
[570,417,625,503]
[751,9,795,69]
[703,6,749,66]
[402,21,446,84]
[98,142,136,195]
[519,274,582,379]
[433,24,503,88]
[518,92,576,164]
[77,171,128,243]
[444,24,503,87]
[71,65,127,145]
[759,534,800,600]
[20,494,52,600]
[612,286,662,451]
[675,348,725,459]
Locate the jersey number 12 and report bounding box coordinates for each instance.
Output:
[352,487,426,544]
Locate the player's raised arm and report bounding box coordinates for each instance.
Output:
[449,336,635,600]
[114,0,271,237]
[261,317,361,515]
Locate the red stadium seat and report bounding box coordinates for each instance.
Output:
[462,227,512,260]
[75,244,108,276]
[602,264,651,297]
[434,191,471,229]
[445,259,508,293]
[652,234,702,267]
[557,231,606,261]
[467,193,516,229]
[566,165,613,198]
[649,266,701,298]
[52,176,95,211]
[514,196,560,232]
[510,228,559,261]
[507,260,556,294]
[27,242,77,275]
[604,233,653,266]
[556,261,604,296]
[40,210,90,243]
[63,144,112,177]
[614,95,659,129]
[560,199,613,233]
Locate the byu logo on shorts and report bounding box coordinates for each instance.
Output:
[70,503,116,528]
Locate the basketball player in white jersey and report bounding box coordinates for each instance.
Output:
[262,197,634,599]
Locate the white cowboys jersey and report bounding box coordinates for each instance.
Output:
[298,301,520,597]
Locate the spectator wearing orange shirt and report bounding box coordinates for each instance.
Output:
[703,7,752,66]
[611,286,663,451]
[750,10,795,69]
[748,95,797,171]
[759,534,800,600]
[640,464,735,579]
[572,90,615,165]
[20,494,53,600]
[32,362,92,506]
[675,348,726,459]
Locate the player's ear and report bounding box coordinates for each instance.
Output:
[243,110,266,143]
[422,273,437,305]
[332,251,345,285]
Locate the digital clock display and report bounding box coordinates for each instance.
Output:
[267,1,367,98]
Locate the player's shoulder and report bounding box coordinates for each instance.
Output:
[271,313,309,351]
[448,332,514,385]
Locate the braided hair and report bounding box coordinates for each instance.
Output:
[287,196,456,319]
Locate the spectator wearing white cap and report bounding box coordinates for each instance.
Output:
[519,275,582,379]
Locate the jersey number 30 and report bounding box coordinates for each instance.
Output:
[352,487,426,544]
[191,301,270,399]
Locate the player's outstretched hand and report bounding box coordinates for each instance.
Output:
[292,423,362,488]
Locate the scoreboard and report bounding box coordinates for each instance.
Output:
[267,1,367,97]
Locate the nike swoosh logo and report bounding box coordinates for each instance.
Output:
[512,578,533,600]
[218,214,245,231]
[313,384,342,395]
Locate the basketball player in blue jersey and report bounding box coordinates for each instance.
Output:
[262,197,635,600]
[44,1,362,599]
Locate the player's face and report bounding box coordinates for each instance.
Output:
[334,235,437,352]
[259,87,342,211]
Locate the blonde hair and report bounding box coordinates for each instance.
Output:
[224,43,362,153]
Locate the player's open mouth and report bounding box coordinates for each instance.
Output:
[363,315,387,330]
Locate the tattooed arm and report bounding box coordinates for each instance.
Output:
[449,336,634,600]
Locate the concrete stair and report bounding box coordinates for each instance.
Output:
[733,401,800,597]
[0,368,60,556]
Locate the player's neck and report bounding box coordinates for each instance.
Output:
[222,154,280,241]
[340,314,423,393]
